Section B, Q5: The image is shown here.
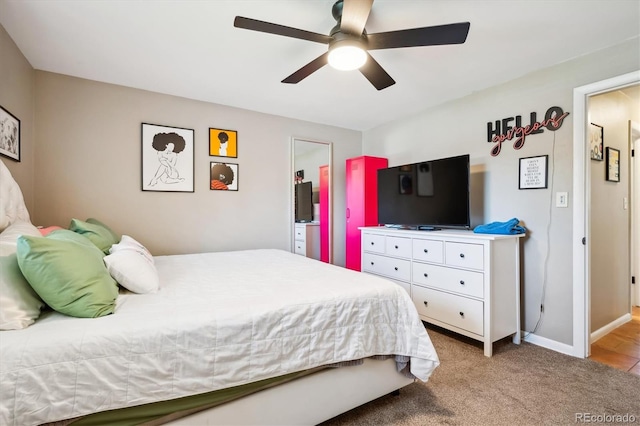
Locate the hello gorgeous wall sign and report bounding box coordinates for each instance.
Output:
[487,106,570,156]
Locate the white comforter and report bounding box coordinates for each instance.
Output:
[0,249,439,426]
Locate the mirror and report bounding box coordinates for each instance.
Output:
[292,138,332,263]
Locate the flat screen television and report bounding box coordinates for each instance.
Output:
[377,154,470,230]
[295,181,313,222]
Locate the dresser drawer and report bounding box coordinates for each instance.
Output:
[412,239,444,263]
[412,263,484,298]
[294,241,306,255]
[412,286,484,336]
[362,252,411,282]
[362,233,385,254]
[445,242,484,270]
[294,225,306,242]
[385,236,411,258]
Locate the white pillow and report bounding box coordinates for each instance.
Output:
[0,220,41,256]
[109,235,154,264]
[0,254,44,330]
[0,221,45,330]
[0,159,31,232]
[104,249,159,294]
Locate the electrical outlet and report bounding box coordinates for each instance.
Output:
[556,192,568,208]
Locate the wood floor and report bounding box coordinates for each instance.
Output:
[589,306,640,377]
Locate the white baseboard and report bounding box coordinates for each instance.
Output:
[590,313,632,344]
[522,332,575,356]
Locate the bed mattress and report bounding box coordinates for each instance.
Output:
[0,249,439,426]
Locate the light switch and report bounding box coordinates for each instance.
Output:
[623,197,628,210]
[556,192,568,208]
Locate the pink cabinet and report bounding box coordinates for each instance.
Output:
[345,156,388,271]
[319,164,329,263]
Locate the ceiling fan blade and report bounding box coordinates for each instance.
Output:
[367,22,471,50]
[340,0,374,36]
[282,53,329,84]
[359,53,395,90]
[234,16,331,44]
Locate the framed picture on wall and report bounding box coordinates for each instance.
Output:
[209,128,238,158]
[210,162,238,191]
[141,123,194,192]
[589,123,603,161]
[0,105,20,162]
[605,147,620,182]
[518,155,548,189]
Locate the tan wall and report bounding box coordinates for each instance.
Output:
[32,72,362,263]
[0,25,35,213]
[589,88,639,331]
[362,38,640,346]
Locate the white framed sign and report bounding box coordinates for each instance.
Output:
[519,155,548,189]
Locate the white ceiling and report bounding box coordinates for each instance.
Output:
[1,0,639,131]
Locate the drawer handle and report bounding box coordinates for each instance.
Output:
[370,242,375,245]
[459,312,465,318]
[459,253,465,258]
[423,273,428,278]
[394,267,398,271]
[459,280,465,286]
[423,249,428,253]
[423,301,428,307]
[394,245,398,249]
[371,262,374,265]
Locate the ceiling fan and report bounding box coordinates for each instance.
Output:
[233,0,470,90]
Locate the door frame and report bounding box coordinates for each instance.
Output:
[631,121,640,307]
[572,70,640,358]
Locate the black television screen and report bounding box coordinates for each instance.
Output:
[295,181,313,222]
[377,154,470,229]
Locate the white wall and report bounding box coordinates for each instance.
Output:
[32,71,362,265]
[294,142,328,190]
[362,38,640,346]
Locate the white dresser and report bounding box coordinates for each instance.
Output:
[360,226,523,357]
[294,223,321,260]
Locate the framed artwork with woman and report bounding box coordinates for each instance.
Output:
[141,123,194,192]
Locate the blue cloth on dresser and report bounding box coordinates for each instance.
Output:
[473,218,526,235]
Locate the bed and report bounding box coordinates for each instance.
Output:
[0,160,440,425]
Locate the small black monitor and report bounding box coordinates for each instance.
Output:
[295,181,313,222]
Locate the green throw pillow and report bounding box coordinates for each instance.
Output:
[69,218,119,254]
[48,228,103,250]
[16,231,118,318]
[87,218,119,242]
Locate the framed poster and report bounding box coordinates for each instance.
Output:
[141,123,194,192]
[0,105,20,162]
[605,147,620,182]
[210,162,238,191]
[589,123,603,161]
[209,128,237,158]
[519,155,548,189]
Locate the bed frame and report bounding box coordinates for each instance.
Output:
[167,358,414,425]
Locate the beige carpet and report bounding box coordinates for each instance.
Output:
[321,325,640,425]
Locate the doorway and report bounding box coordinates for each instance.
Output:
[572,71,640,358]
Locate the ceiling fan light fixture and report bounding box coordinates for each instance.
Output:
[328,41,367,71]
